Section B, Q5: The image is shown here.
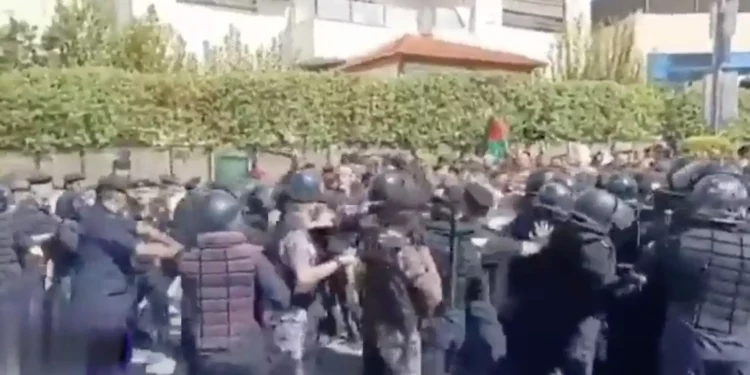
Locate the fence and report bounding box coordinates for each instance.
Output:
[0,142,651,186]
[0,147,302,186]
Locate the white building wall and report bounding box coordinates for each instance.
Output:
[1,0,56,28]
[2,0,590,66]
[633,12,750,55]
[128,0,289,59]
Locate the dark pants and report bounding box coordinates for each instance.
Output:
[134,270,171,349]
[362,339,388,375]
[70,290,134,375]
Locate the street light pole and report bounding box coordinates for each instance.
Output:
[709,0,726,133]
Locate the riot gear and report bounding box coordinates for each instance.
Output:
[197,189,254,235]
[656,175,750,374]
[369,170,429,210]
[171,188,211,247]
[369,169,410,202]
[286,170,324,203]
[533,181,574,221]
[687,173,750,224]
[569,188,635,234]
[604,173,639,204]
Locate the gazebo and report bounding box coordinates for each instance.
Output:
[338,33,546,76]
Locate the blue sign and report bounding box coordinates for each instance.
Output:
[648,52,750,83]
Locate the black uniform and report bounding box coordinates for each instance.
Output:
[646,173,750,375]
[500,188,634,375]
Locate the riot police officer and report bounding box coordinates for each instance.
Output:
[645,173,750,375]
[179,188,290,375]
[509,168,570,241]
[501,188,635,375]
[359,169,441,375]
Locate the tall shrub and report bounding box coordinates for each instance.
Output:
[548,17,644,83]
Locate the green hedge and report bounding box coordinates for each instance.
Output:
[1,67,749,153]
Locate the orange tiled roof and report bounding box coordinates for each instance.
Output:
[339,34,546,71]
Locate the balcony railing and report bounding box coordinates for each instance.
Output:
[295,0,466,30]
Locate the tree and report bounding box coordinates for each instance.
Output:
[0,18,45,71]
[204,24,289,73]
[109,5,197,73]
[40,0,116,68]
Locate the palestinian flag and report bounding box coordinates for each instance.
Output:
[486,117,509,161]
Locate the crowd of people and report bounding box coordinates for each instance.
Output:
[0,142,749,375]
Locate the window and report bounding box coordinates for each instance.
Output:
[502,0,564,32]
[503,10,563,32]
[177,0,258,12]
[648,0,697,14]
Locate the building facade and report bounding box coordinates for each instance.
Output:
[2,0,591,66]
[592,0,750,83]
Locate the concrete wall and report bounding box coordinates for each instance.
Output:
[633,12,750,56]
[0,142,650,186]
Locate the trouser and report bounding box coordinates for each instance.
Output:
[85,326,131,375]
[70,290,134,375]
[0,277,27,375]
[659,311,750,375]
[605,291,663,375]
[270,308,320,375]
[374,325,422,375]
[134,271,171,349]
[500,316,602,375]
[363,339,388,375]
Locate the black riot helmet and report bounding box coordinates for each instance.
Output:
[286,170,324,203]
[534,182,574,212]
[687,173,750,224]
[604,173,639,204]
[369,169,429,214]
[533,181,574,220]
[198,189,250,234]
[569,188,636,234]
[369,170,411,202]
[172,188,212,247]
[525,168,562,196]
